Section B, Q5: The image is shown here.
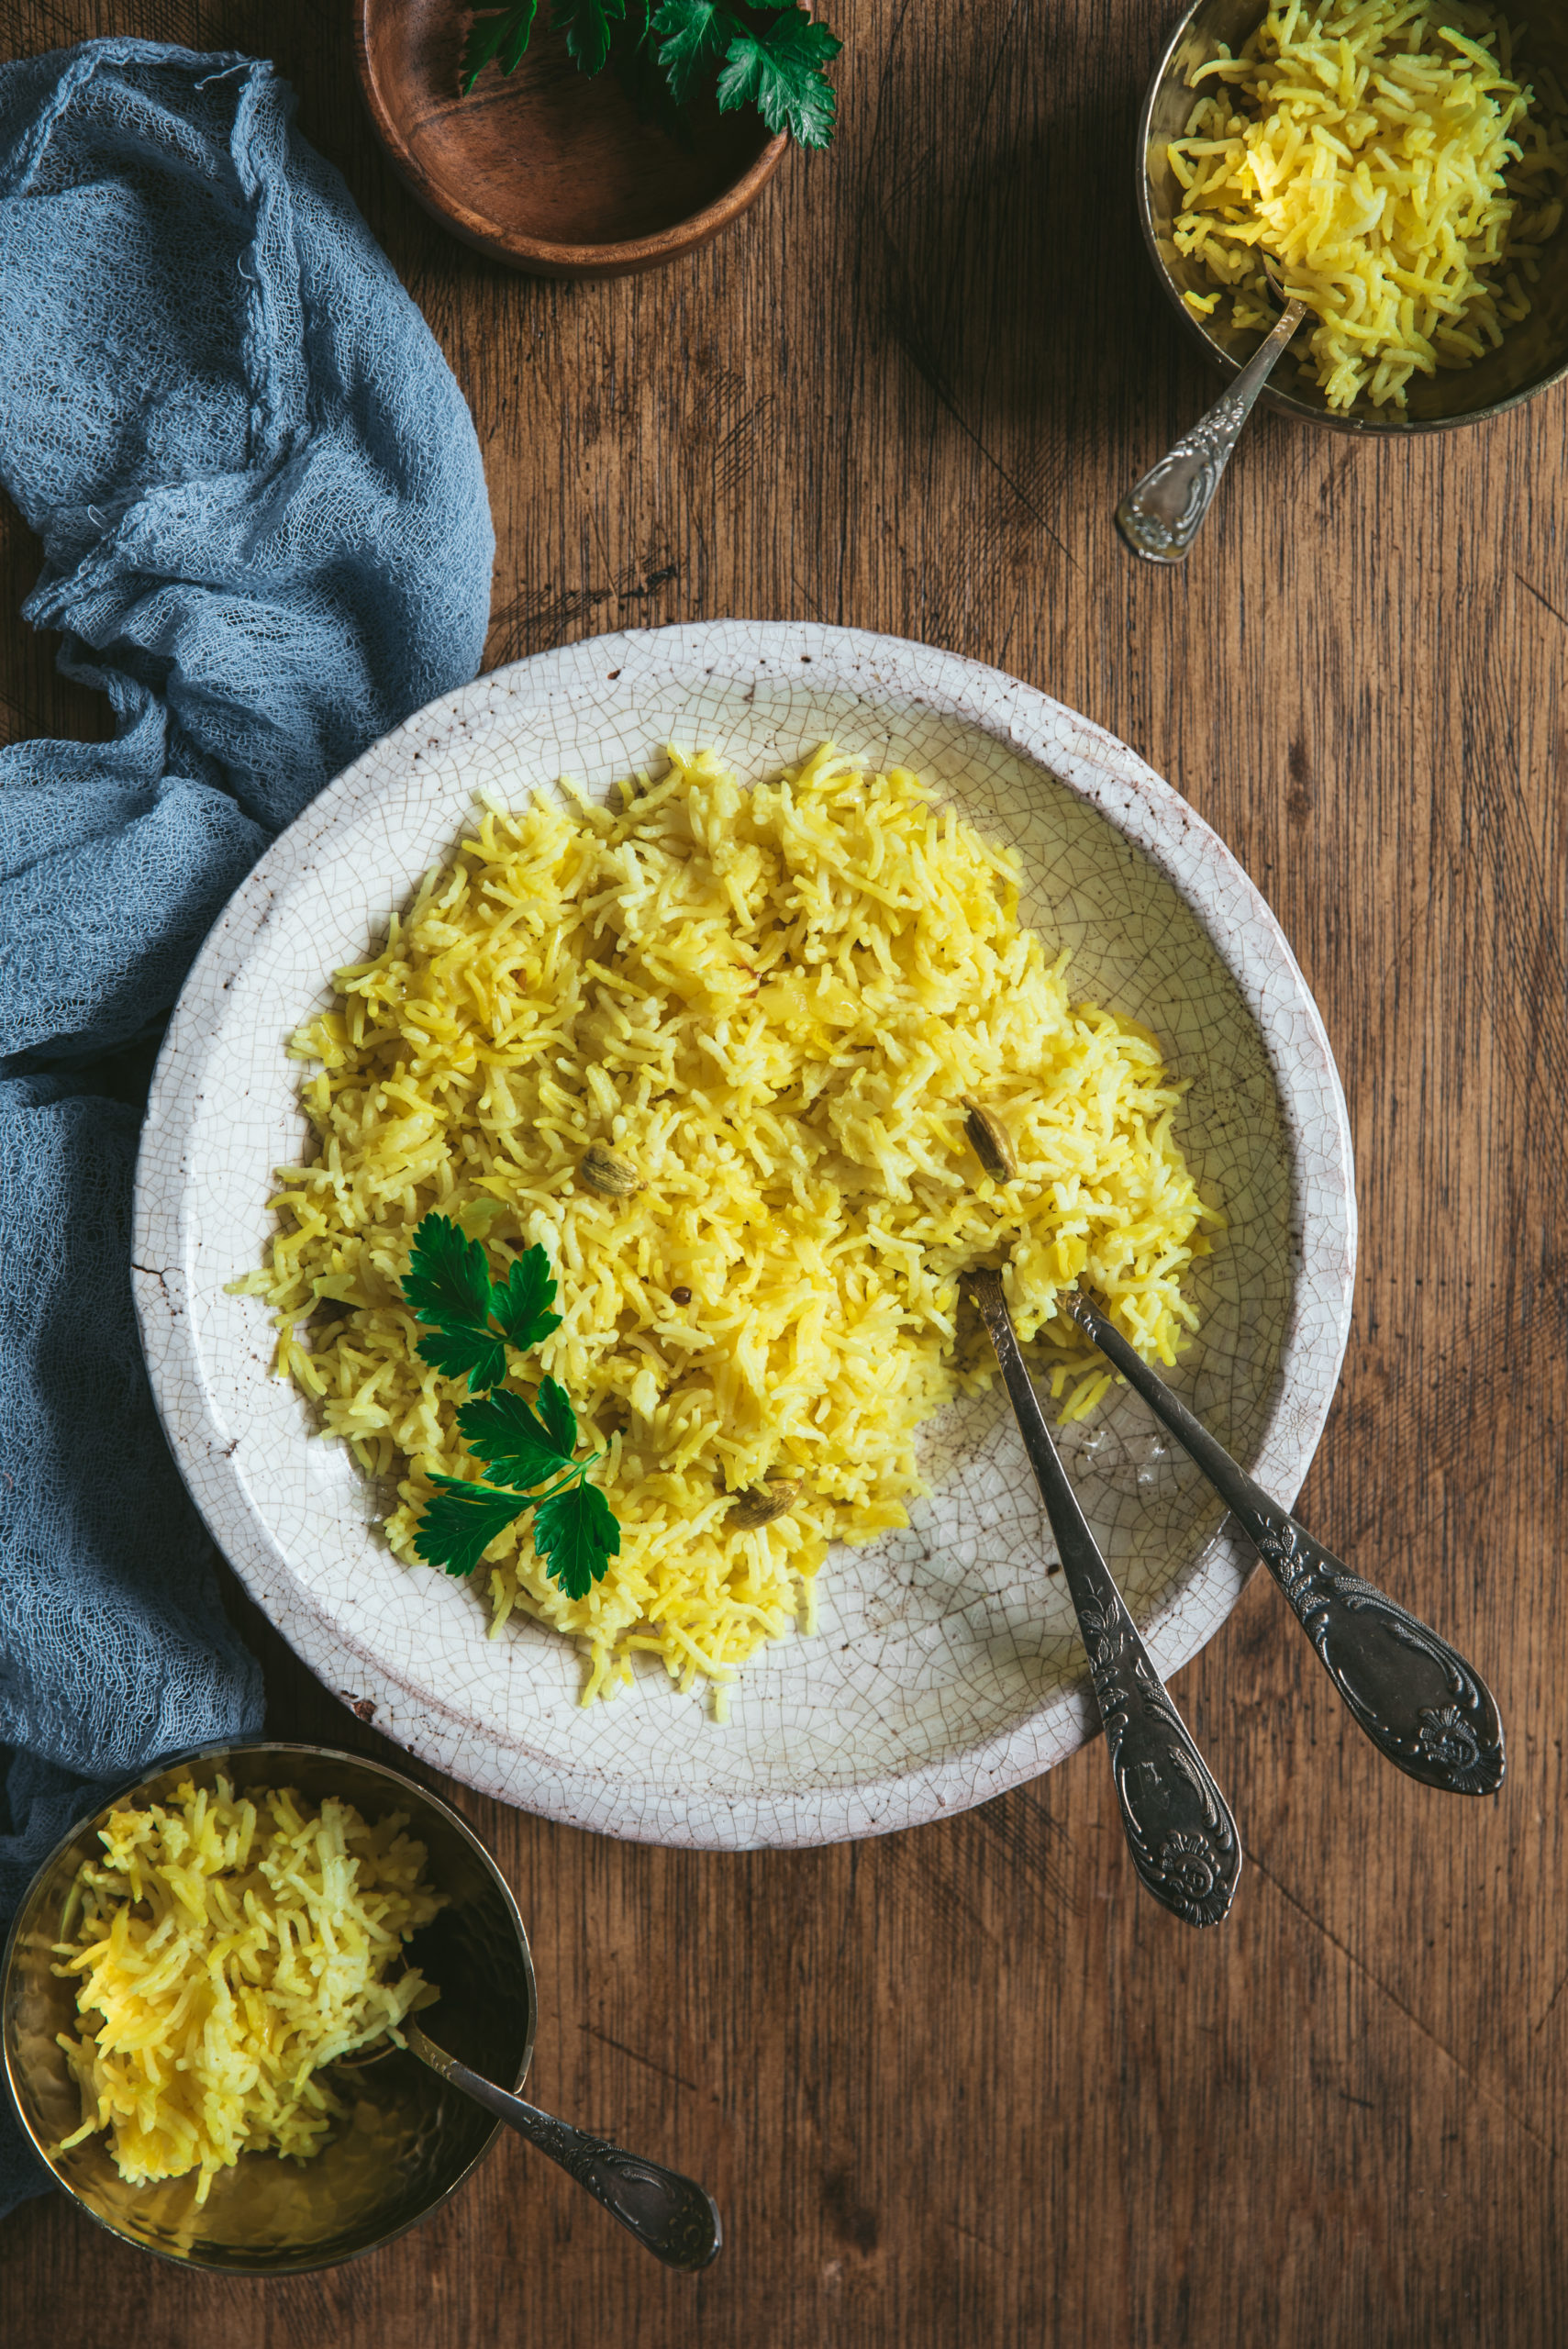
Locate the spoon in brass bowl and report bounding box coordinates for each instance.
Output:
[1117,255,1308,563]
[1052,1286,1506,1796]
[963,1261,1241,1928]
[338,2015,721,2269]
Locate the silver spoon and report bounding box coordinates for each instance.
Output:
[342,2017,721,2268]
[1117,257,1308,563]
[1055,1286,1506,1795]
[964,1267,1241,1927]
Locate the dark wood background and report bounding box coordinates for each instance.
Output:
[3,2,1564,2342]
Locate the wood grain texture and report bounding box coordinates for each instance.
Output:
[1,1,1563,2343]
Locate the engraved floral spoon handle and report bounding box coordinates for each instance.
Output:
[1116,295,1307,563]
[1057,1290,1506,1794]
[406,2021,722,2269]
[967,1271,1241,1926]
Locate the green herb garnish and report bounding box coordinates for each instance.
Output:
[461,1,842,151]
[458,1380,582,1489]
[532,1478,623,1600]
[403,1213,562,1393]
[710,7,840,144]
[416,1477,544,1582]
[462,0,540,83]
[403,1214,618,1602]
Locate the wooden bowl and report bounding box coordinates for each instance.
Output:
[354,0,788,278]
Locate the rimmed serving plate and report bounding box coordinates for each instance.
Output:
[133,620,1355,1849]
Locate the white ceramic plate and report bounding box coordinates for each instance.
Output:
[133,621,1355,1848]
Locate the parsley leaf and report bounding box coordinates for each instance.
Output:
[652,0,732,105]
[555,0,627,76]
[534,1375,578,1458]
[532,1477,622,1601]
[462,2,541,92]
[415,1475,536,1578]
[491,1248,564,1352]
[716,8,840,146]
[405,1215,508,1392]
[457,1384,580,1490]
[403,1216,560,1393]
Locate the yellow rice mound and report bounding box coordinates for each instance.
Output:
[243,746,1219,1709]
[54,1778,443,2202]
[1171,0,1568,412]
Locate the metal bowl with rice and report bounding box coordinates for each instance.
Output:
[1,1741,536,2275]
[1138,0,1568,432]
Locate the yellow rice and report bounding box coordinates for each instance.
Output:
[241,746,1219,1709]
[1171,0,1568,411]
[53,1778,444,2201]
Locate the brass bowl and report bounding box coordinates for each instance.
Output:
[1139,0,1568,431]
[1,1741,536,2274]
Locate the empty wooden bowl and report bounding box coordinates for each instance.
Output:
[354,0,789,278]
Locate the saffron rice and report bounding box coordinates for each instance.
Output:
[241,747,1220,1709]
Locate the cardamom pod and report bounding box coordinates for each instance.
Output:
[962,1097,1018,1183]
[731,1476,803,1530]
[577,1143,643,1197]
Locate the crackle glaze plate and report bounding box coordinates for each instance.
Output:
[133,621,1356,1849]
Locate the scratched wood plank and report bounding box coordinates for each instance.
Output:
[2,0,1565,2343]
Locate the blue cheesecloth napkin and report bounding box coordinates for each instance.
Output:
[0,40,495,2213]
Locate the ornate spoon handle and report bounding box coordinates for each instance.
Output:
[1057,1291,1505,1795]
[408,2022,722,2269]
[967,1272,1240,1927]
[1116,297,1307,563]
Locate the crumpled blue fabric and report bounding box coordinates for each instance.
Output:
[0,39,495,2215]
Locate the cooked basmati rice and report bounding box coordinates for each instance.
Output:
[54,1778,443,2201]
[241,746,1219,1709]
[1171,0,1568,412]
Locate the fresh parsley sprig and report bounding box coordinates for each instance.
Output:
[402,1214,619,1602]
[402,1212,562,1392]
[461,1,842,152]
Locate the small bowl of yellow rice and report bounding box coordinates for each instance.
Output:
[1140,0,1568,430]
[1,1740,535,2273]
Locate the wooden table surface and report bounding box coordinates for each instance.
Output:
[3,2,1564,2342]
